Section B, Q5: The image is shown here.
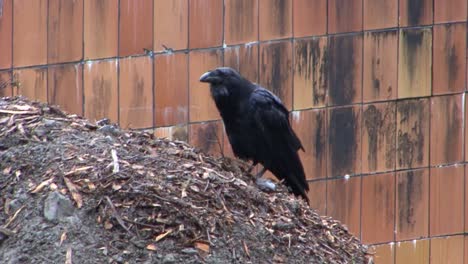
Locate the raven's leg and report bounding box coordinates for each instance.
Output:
[255,167,276,192]
[247,161,258,174]
[255,167,267,179]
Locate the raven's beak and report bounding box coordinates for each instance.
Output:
[199,71,212,83]
[200,71,222,84]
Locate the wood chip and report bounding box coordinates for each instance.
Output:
[60,231,67,246]
[146,244,157,251]
[0,97,371,263]
[194,241,210,253]
[63,177,83,208]
[64,166,93,176]
[154,229,173,242]
[0,227,14,236]
[3,205,25,228]
[30,177,54,194]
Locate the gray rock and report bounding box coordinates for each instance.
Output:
[43,192,75,221]
[33,126,48,137]
[112,255,124,263]
[8,192,28,212]
[43,119,58,127]
[98,125,120,136]
[162,254,176,263]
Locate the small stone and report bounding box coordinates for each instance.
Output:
[33,126,48,137]
[181,248,198,255]
[98,125,120,136]
[112,255,124,263]
[43,119,58,127]
[43,191,74,221]
[162,254,176,263]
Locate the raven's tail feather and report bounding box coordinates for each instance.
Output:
[269,149,309,205]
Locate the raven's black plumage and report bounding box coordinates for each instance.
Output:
[200,67,309,203]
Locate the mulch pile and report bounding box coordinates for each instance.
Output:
[0,96,371,263]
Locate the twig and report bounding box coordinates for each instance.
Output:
[111,149,119,173]
[104,196,133,236]
[206,229,212,245]
[3,205,25,228]
[65,247,72,264]
[121,218,160,230]
[201,167,233,181]
[0,109,38,115]
[242,240,250,258]
[0,227,14,236]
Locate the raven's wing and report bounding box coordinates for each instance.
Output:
[249,88,303,152]
[248,87,309,200]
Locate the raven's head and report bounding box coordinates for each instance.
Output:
[199,67,242,85]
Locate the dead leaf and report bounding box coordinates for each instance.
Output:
[146,244,157,251]
[63,177,83,208]
[194,241,210,253]
[30,177,54,193]
[154,229,173,242]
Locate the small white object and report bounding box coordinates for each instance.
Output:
[111,149,119,173]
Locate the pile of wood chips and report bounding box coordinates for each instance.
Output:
[0,96,371,263]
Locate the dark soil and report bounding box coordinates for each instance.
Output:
[0,96,371,264]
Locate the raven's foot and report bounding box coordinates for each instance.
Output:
[255,178,276,192]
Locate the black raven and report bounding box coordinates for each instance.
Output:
[199,67,309,204]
